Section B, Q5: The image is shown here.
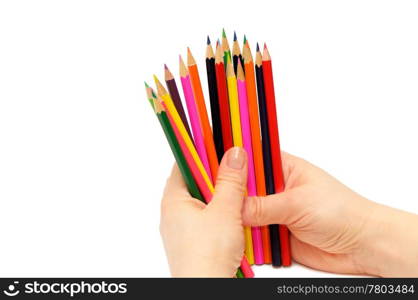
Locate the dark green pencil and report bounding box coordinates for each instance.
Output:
[145,84,203,201]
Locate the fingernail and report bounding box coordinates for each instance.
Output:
[227,147,245,169]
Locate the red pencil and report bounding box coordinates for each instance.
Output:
[262,44,291,266]
[214,41,234,154]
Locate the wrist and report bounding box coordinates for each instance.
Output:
[171,263,236,278]
[170,254,238,277]
[355,202,418,277]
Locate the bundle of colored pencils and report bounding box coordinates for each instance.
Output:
[145,30,291,278]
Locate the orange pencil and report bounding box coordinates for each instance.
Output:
[243,41,272,264]
[187,48,219,179]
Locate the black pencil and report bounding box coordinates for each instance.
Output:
[205,36,224,162]
[232,31,244,76]
[255,43,282,267]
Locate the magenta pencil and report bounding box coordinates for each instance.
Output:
[237,61,264,265]
[179,56,213,183]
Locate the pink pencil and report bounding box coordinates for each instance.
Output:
[179,55,213,183]
[237,61,264,265]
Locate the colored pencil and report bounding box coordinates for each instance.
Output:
[243,41,272,264]
[242,41,266,195]
[144,82,154,108]
[179,55,213,183]
[237,61,264,265]
[205,37,223,162]
[226,60,243,147]
[187,48,219,180]
[164,64,193,140]
[222,28,231,67]
[232,31,244,76]
[262,44,291,266]
[146,86,203,201]
[255,44,282,266]
[153,75,213,190]
[214,42,234,154]
[226,60,254,265]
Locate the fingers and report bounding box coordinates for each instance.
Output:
[241,152,319,226]
[242,187,306,226]
[207,147,248,215]
[162,164,191,206]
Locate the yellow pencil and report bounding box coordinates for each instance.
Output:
[225,60,254,265]
[226,60,243,147]
[154,75,214,193]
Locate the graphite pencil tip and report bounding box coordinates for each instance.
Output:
[256,43,260,51]
[207,35,211,45]
[222,28,226,38]
[233,31,237,41]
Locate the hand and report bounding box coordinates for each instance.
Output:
[160,147,248,277]
[242,152,418,277]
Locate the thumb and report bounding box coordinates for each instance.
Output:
[242,188,302,226]
[207,147,248,215]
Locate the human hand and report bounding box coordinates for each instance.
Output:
[242,152,418,277]
[160,147,248,277]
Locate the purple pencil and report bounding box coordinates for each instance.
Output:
[164,64,193,140]
[237,60,264,265]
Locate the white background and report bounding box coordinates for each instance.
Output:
[1,0,418,277]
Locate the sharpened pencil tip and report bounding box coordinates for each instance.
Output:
[264,43,267,49]
[256,43,260,51]
[207,36,211,45]
[233,31,237,41]
[222,28,226,38]
[243,34,247,44]
[144,81,149,88]
[164,64,168,70]
[216,39,220,47]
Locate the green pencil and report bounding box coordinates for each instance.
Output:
[222,28,232,67]
[145,85,203,201]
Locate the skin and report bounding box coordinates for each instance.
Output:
[160,147,418,277]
